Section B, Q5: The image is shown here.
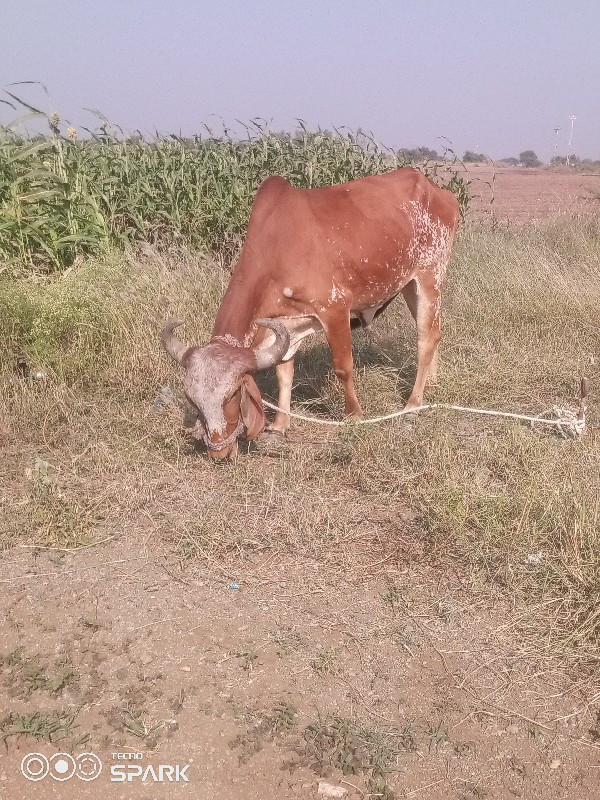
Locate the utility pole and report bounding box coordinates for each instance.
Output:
[553,126,560,163]
[566,116,576,166]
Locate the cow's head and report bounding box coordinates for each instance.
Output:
[161,318,289,460]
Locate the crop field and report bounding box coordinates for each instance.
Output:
[461,163,600,224]
[1,120,600,799]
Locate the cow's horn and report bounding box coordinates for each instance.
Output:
[161,318,189,364]
[253,318,290,370]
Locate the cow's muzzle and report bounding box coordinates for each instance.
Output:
[204,420,245,459]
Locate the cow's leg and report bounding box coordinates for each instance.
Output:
[323,311,362,419]
[402,275,442,410]
[268,358,295,435]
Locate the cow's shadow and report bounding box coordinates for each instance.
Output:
[255,326,417,416]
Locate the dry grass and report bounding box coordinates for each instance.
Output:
[1,215,599,669]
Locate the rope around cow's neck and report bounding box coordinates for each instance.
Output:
[261,386,588,439]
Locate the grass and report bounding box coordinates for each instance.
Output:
[1,213,599,672]
[0,711,79,746]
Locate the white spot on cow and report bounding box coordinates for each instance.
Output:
[214,333,243,348]
[283,287,293,298]
[404,201,452,288]
[329,281,346,304]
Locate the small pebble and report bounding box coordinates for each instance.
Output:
[549,759,561,770]
[181,665,191,672]
[506,724,519,735]
[318,783,347,798]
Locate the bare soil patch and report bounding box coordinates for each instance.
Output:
[1,537,599,799]
[456,165,600,224]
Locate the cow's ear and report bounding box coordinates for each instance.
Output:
[240,375,266,440]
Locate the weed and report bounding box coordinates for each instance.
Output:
[2,648,77,696]
[236,647,259,672]
[169,689,186,714]
[267,701,297,736]
[457,780,488,800]
[426,720,449,752]
[270,626,304,657]
[0,711,78,745]
[229,700,297,764]
[397,722,418,752]
[366,778,396,799]
[121,703,160,739]
[300,714,406,797]
[312,648,337,676]
[302,716,366,776]
[19,665,56,694]
[453,740,475,757]
[381,586,406,614]
[3,646,25,667]
[508,755,528,777]
[30,457,53,499]
[527,723,544,739]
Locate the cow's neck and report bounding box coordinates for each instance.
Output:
[211,257,264,345]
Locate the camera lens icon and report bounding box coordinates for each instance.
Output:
[49,753,76,781]
[21,753,49,782]
[76,752,103,781]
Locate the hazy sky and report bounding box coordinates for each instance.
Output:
[2,1,599,160]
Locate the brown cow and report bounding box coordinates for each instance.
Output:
[162,167,460,459]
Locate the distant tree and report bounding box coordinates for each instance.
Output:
[519,150,541,167]
[463,150,487,163]
[551,155,600,170]
[499,157,519,166]
[416,146,438,161]
[397,146,438,164]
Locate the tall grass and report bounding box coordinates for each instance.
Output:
[0,102,468,273]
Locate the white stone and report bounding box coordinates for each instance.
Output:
[318,782,347,798]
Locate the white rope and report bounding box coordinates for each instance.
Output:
[262,398,587,438]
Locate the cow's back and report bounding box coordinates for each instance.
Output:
[249,169,458,245]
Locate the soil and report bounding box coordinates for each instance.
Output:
[1,537,599,799]
[458,165,600,224]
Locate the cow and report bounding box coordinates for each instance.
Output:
[161,167,460,459]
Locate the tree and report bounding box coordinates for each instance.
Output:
[399,146,439,163]
[499,157,519,166]
[463,150,487,163]
[519,150,541,167]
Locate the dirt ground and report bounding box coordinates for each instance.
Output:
[455,165,600,224]
[1,534,599,799]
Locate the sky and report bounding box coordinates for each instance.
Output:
[1,0,599,161]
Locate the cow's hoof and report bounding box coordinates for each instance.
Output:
[255,429,289,454]
[401,406,421,423]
